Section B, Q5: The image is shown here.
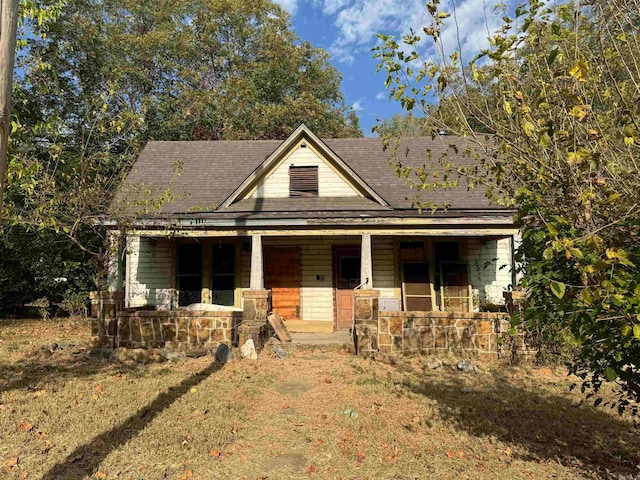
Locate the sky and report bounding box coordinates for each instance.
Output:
[273,0,512,136]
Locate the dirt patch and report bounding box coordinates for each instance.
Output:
[261,452,308,473]
[275,380,312,396]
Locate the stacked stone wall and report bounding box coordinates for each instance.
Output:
[354,290,536,360]
[376,311,508,359]
[116,310,242,350]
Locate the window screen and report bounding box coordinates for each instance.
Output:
[289,166,318,197]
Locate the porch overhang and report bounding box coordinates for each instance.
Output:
[103,213,518,238]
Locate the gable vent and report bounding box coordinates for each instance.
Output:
[289,165,318,197]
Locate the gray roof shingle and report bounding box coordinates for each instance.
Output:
[113,134,505,217]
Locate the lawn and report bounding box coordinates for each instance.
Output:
[0,318,638,480]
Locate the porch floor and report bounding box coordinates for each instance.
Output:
[289,331,352,347]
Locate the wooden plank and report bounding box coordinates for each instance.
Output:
[267,311,292,342]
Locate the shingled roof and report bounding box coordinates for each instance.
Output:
[113,129,508,219]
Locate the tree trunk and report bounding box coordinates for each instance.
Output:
[0,0,20,211]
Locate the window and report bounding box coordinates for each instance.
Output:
[177,243,202,306]
[402,262,433,311]
[211,243,235,306]
[434,241,470,312]
[400,241,432,311]
[289,165,318,197]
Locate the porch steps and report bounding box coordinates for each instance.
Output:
[266,331,354,353]
[282,320,334,333]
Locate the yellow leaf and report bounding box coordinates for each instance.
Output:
[569,61,589,81]
[503,101,512,115]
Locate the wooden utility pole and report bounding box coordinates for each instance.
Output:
[0,0,20,210]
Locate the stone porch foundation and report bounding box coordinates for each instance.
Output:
[355,290,536,359]
[116,310,242,350]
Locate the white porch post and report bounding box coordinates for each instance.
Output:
[360,233,373,290]
[250,234,264,290]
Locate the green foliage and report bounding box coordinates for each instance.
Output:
[375,0,640,414]
[3,0,361,310]
[0,226,95,316]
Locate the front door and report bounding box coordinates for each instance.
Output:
[264,247,301,321]
[333,247,361,330]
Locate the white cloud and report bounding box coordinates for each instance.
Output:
[375,92,388,101]
[273,0,299,16]
[323,0,350,15]
[352,100,364,111]
[324,0,508,65]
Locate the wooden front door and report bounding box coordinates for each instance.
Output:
[264,247,301,321]
[333,247,361,330]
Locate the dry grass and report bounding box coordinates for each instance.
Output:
[0,318,638,480]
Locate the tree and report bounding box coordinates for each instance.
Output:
[375,0,640,414]
[0,0,19,209]
[1,0,360,313]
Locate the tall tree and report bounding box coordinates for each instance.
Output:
[375,0,640,413]
[0,0,19,209]
[1,0,360,312]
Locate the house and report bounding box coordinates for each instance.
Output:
[100,124,517,353]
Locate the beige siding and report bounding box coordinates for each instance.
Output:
[372,236,396,300]
[251,144,360,198]
[468,237,513,306]
[239,235,397,323]
[126,236,174,309]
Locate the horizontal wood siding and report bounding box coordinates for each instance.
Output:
[372,236,396,299]
[468,237,513,305]
[238,236,397,323]
[127,236,174,309]
[251,144,359,198]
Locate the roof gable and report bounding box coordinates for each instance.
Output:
[221,124,389,208]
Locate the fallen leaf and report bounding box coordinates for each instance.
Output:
[445,450,454,458]
[16,423,33,432]
[504,447,513,457]
[95,472,107,479]
[138,465,148,470]
[315,438,324,446]
[4,456,19,471]
[456,451,465,458]
[34,390,46,398]
[178,469,193,480]
[34,431,47,439]
[240,455,247,462]
[210,450,221,459]
[20,470,28,479]
[42,440,54,454]
[355,451,366,463]
[306,464,316,475]
[322,377,332,384]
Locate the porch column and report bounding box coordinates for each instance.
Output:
[106,230,124,292]
[250,234,264,290]
[360,233,373,290]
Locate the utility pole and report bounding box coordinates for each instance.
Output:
[0,0,20,210]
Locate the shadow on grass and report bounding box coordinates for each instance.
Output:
[41,359,225,480]
[402,371,639,477]
[0,356,145,394]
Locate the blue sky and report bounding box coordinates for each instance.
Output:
[274,0,512,136]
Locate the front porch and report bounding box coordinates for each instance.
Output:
[114,231,516,334]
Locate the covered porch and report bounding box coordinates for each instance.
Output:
[107,227,517,334]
